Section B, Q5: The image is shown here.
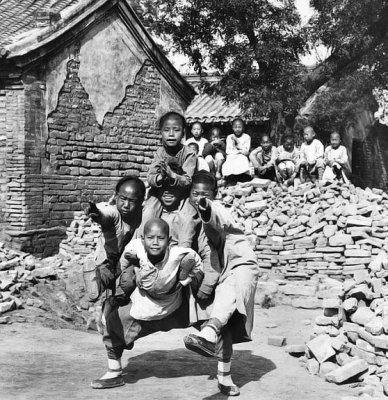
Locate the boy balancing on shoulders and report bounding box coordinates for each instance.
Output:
[82,176,145,302]
[91,218,203,389]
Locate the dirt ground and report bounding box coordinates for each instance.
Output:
[0,305,359,400]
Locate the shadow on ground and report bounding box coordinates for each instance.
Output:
[123,348,276,398]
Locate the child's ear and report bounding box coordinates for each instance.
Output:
[141,236,145,246]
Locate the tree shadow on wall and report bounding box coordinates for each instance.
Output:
[122,348,276,398]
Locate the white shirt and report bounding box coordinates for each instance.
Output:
[300,139,324,164]
[122,239,202,321]
[185,137,208,156]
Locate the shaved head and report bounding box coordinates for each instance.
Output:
[143,218,170,237]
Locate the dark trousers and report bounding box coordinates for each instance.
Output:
[103,299,233,362]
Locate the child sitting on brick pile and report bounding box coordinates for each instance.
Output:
[249,134,278,181]
[82,176,146,302]
[202,127,226,179]
[299,126,325,183]
[323,131,350,183]
[91,218,204,389]
[187,142,210,172]
[275,135,300,186]
[222,118,251,185]
[185,122,209,156]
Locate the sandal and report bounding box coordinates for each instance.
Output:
[82,257,102,302]
[90,368,125,389]
[184,333,217,358]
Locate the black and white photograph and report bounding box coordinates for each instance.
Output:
[1,1,388,399]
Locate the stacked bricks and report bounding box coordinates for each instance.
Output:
[217,179,388,277]
[1,59,171,255]
[285,249,388,398]
[59,211,100,257]
[46,59,160,179]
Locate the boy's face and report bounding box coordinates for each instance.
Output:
[161,116,184,148]
[261,136,272,151]
[116,182,143,217]
[210,129,220,141]
[143,223,169,259]
[159,186,182,210]
[187,143,199,155]
[232,120,244,136]
[189,182,215,210]
[191,123,202,138]
[284,139,294,152]
[330,134,341,149]
[303,128,315,144]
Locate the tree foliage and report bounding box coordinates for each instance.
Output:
[133,0,388,132]
[136,0,308,118]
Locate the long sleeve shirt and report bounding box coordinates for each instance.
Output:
[300,139,324,165]
[324,145,349,166]
[250,146,278,167]
[147,145,197,189]
[226,133,251,156]
[93,202,141,267]
[122,239,202,321]
[276,145,300,166]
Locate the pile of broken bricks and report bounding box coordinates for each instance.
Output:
[0,243,64,323]
[59,211,100,258]
[278,249,388,399]
[218,178,388,307]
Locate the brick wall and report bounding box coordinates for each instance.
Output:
[0,90,6,223]
[2,57,168,255]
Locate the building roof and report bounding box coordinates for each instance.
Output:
[0,0,195,103]
[185,92,243,124]
[0,0,80,49]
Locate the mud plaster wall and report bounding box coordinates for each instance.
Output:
[4,14,188,255]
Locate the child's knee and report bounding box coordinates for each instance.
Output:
[119,266,137,297]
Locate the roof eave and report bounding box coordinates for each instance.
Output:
[2,0,196,104]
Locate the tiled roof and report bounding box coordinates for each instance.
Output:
[185,92,243,124]
[184,74,265,123]
[0,0,80,48]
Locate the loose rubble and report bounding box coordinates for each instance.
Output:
[217,178,388,308]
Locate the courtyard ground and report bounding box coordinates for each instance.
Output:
[0,305,358,400]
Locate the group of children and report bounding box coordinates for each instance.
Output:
[83,111,260,396]
[184,120,350,187]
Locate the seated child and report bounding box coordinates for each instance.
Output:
[118,218,203,321]
[299,126,325,182]
[275,135,300,185]
[323,131,350,183]
[187,142,210,172]
[82,176,145,302]
[185,122,208,156]
[222,118,251,184]
[202,127,226,179]
[249,134,277,180]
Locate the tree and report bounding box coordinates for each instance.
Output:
[134,0,388,135]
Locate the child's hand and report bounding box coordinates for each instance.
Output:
[85,202,100,219]
[196,290,210,301]
[164,163,177,181]
[198,197,210,212]
[179,277,192,286]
